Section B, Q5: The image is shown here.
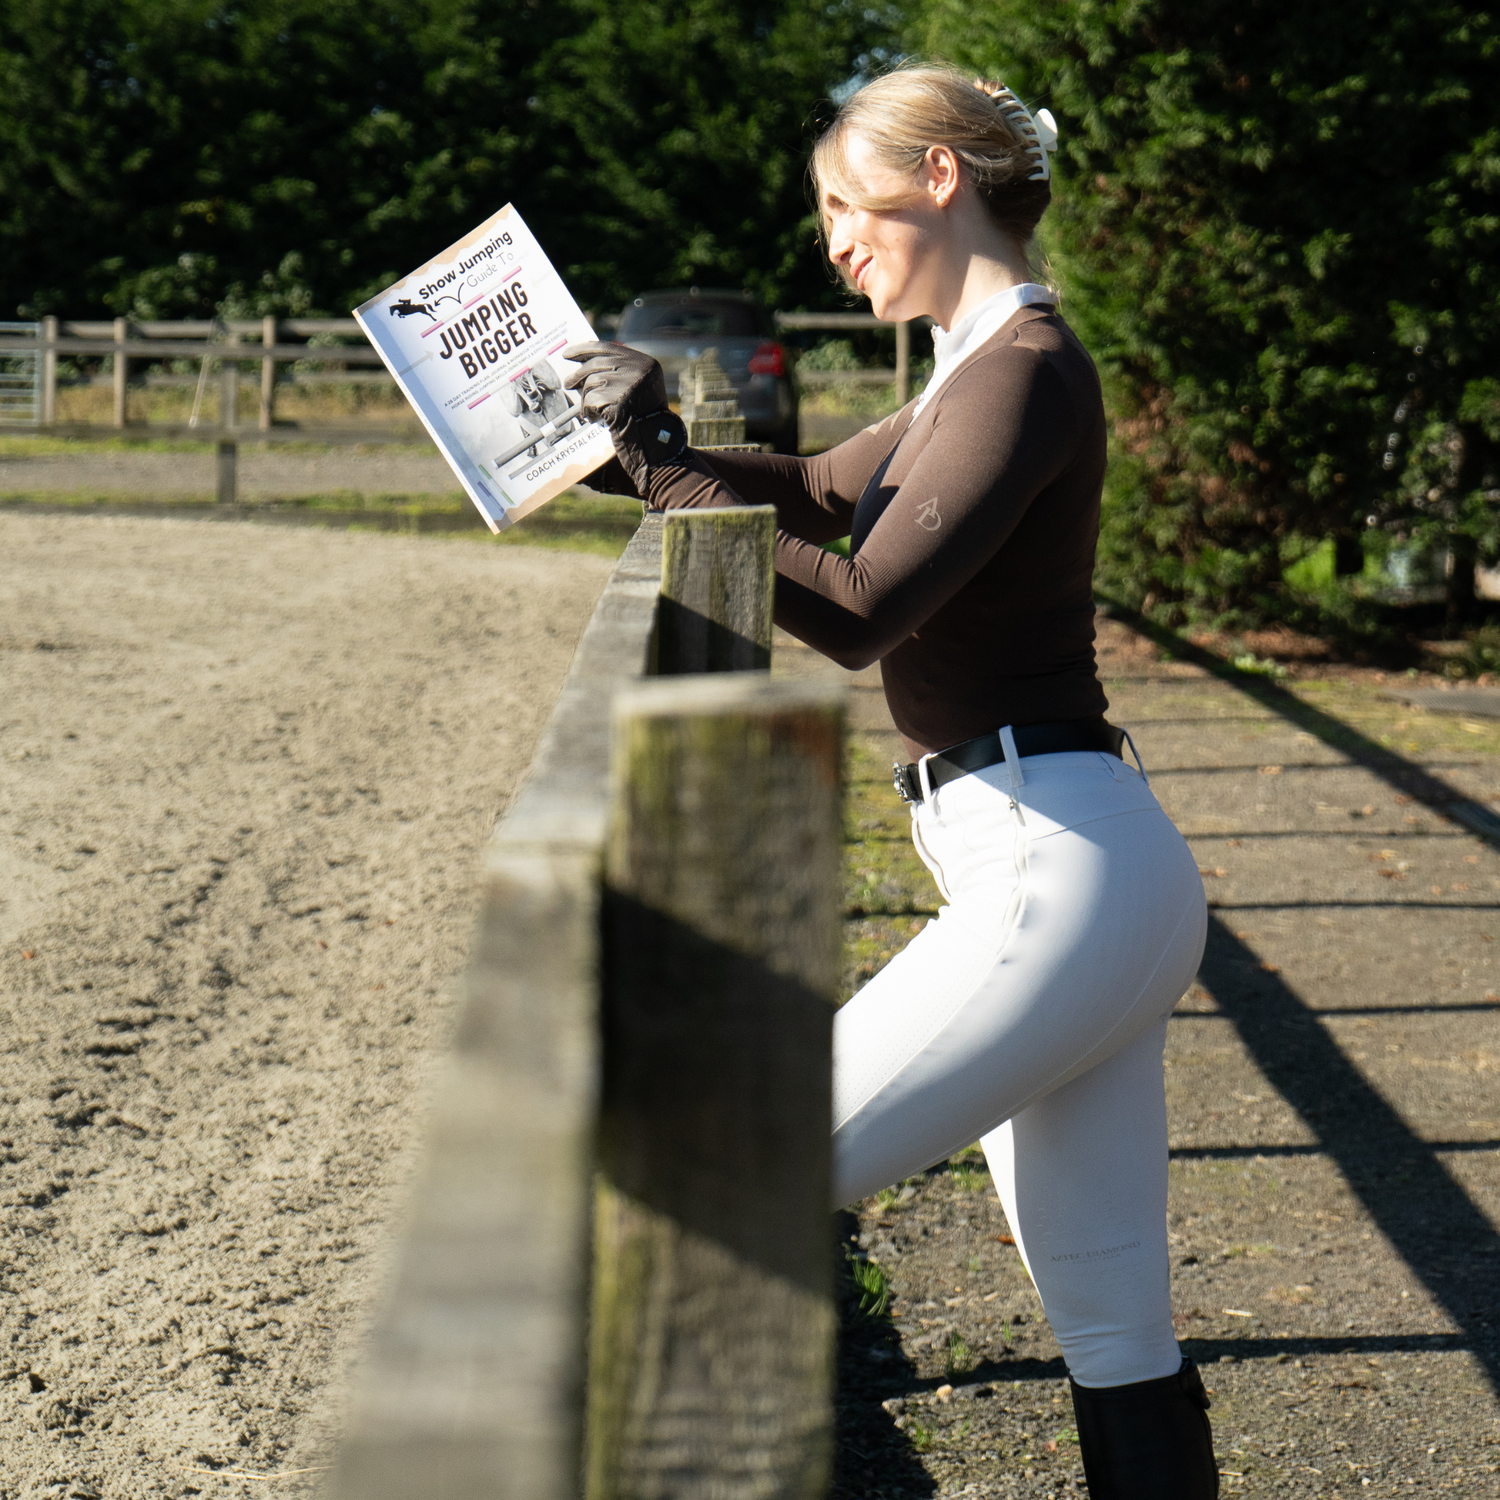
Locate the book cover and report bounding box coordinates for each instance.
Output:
[354,205,615,532]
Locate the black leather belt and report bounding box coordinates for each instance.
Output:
[894,718,1127,804]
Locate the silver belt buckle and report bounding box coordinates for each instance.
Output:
[893,760,919,804]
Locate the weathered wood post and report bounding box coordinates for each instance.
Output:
[326,517,666,1500]
[40,315,57,425]
[587,674,844,1500]
[217,328,239,505]
[679,349,748,448]
[657,505,776,674]
[112,317,128,427]
[216,440,237,505]
[328,846,603,1499]
[325,512,841,1500]
[220,328,239,431]
[260,314,277,430]
[895,319,911,407]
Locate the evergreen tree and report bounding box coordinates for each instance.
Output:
[0,0,894,322]
[528,0,886,313]
[921,0,1500,626]
[0,0,550,319]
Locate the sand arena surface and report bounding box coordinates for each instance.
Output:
[0,515,612,1496]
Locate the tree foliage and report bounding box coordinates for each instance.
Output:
[921,0,1500,626]
[0,0,892,322]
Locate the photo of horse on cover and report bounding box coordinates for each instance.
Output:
[354,205,615,532]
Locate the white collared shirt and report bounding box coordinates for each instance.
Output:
[913,282,1057,416]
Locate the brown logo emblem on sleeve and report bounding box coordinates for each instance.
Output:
[916,497,942,531]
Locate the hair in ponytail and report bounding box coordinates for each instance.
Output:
[811,65,1055,248]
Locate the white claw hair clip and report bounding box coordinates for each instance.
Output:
[978,80,1060,182]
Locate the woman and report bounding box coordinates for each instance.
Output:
[565,65,1218,1499]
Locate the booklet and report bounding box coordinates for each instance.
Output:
[353,205,616,532]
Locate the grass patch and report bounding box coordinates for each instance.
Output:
[906,1419,935,1453]
[0,487,642,555]
[943,1331,976,1379]
[846,1251,893,1318]
[950,1163,990,1193]
[48,378,412,430]
[0,431,431,458]
[0,433,228,457]
[838,734,939,999]
[0,487,467,511]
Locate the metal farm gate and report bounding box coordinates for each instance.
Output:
[0,322,40,425]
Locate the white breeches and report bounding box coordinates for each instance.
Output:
[832,747,1206,1388]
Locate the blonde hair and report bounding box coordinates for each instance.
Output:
[811,65,1052,248]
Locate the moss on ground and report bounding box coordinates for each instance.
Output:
[839,735,936,1002]
[0,488,644,559]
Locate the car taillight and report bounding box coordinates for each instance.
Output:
[747,341,786,377]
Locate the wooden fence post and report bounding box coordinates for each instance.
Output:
[657,505,776,674]
[679,349,747,447]
[217,328,239,504]
[327,516,665,1500]
[216,442,237,505]
[328,846,603,1499]
[220,328,239,431]
[40,315,57,425]
[895,319,911,407]
[588,674,844,1500]
[112,317,128,427]
[260,314,277,430]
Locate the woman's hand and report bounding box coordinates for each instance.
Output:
[561,341,666,424]
[561,341,687,493]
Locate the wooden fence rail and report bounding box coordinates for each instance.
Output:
[3,316,382,433]
[330,508,845,1499]
[0,311,922,438]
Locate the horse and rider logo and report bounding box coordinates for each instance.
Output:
[389,293,461,322]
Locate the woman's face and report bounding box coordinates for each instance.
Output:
[821,132,954,323]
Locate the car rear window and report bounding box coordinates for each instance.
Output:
[617,300,761,339]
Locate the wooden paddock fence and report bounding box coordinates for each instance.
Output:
[0,311,918,436]
[0,317,419,504]
[324,503,845,1499]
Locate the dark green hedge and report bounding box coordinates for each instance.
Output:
[0,0,892,322]
[922,0,1500,628]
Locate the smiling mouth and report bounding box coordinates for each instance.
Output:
[852,255,873,292]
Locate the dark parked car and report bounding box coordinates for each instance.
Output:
[612,288,798,452]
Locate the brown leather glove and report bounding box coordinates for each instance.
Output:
[562,341,688,493]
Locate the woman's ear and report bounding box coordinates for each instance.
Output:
[925,145,962,209]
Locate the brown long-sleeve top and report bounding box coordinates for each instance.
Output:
[636,304,1109,758]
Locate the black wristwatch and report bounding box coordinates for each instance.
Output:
[626,407,689,470]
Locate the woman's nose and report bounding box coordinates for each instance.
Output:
[826,219,854,267]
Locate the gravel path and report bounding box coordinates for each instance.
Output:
[0,515,611,1497]
[790,623,1500,1498]
[0,447,455,499]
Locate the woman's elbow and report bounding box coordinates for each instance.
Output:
[814,621,895,672]
[826,641,882,672]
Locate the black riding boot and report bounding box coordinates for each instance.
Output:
[1068,1358,1219,1498]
